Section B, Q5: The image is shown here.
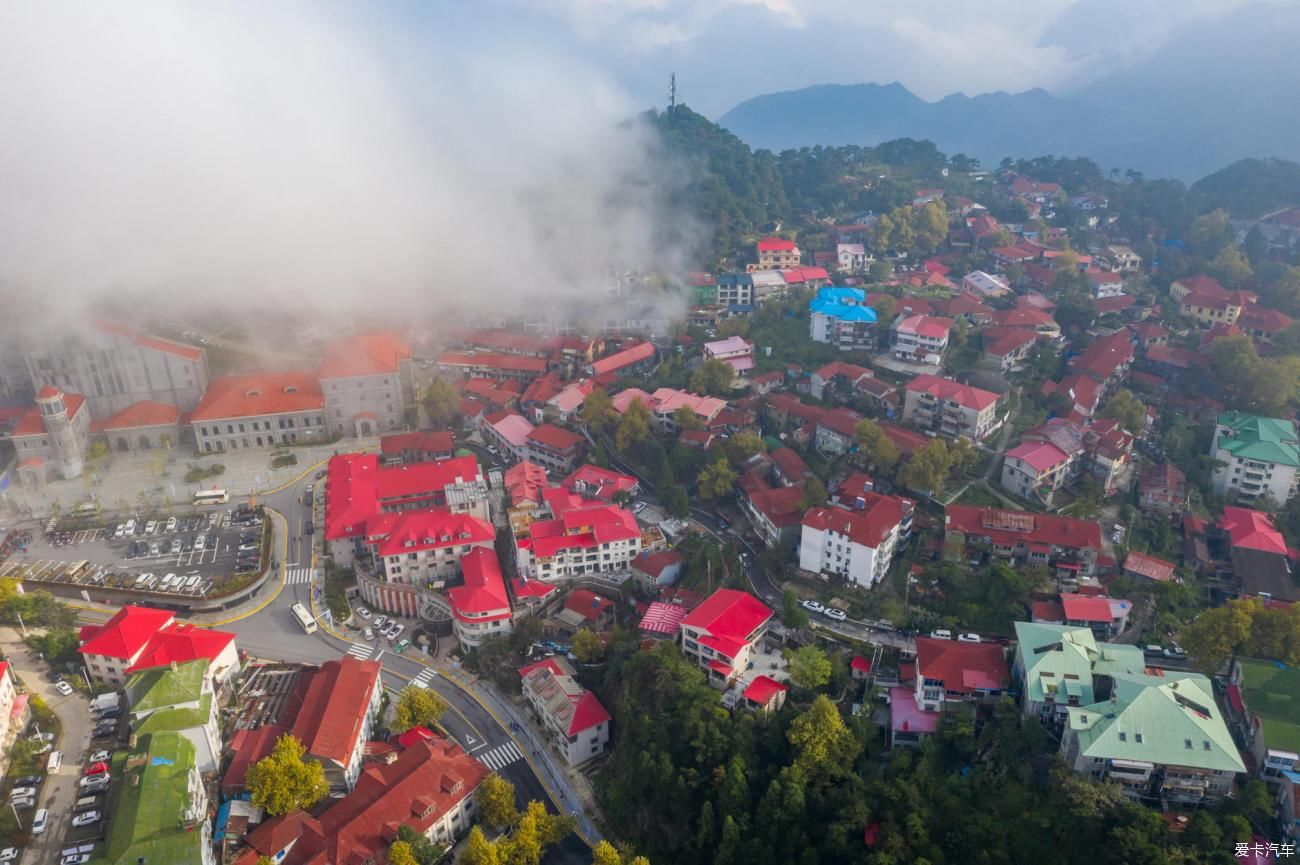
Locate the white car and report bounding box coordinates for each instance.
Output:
[930,629,953,640]
[88,750,110,763]
[71,810,100,828]
[55,681,74,696]
[957,633,982,643]
[823,608,847,622]
[31,808,48,835]
[799,600,825,614]
[356,608,372,620]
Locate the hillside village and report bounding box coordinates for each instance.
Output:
[0,122,1298,865]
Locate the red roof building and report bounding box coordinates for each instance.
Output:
[913,637,1008,711]
[319,333,410,380]
[447,548,513,650]
[679,589,773,685]
[235,736,487,865]
[78,605,239,685]
[290,657,384,792]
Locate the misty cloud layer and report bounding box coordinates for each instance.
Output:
[0,3,692,327]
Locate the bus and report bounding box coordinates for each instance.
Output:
[290,603,317,635]
[193,489,229,506]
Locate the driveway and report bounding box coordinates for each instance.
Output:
[0,628,93,863]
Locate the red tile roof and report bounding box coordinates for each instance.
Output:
[1059,593,1115,623]
[1122,551,1177,582]
[527,424,583,451]
[742,675,788,707]
[1220,507,1289,556]
[802,497,910,550]
[101,400,180,430]
[78,605,175,660]
[945,504,1101,551]
[757,237,797,252]
[590,342,655,376]
[319,333,410,380]
[914,638,1008,694]
[681,589,771,645]
[238,737,487,865]
[447,548,511,621]
[905,374,999,411]
[290,657,382,764]
[191,371,323,421]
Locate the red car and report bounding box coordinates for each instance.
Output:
[84,761,110,777]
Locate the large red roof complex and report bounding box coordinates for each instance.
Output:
[236,737,488,865]
[318,333,410,380]
[1220,507,1289,556]
[915,638,1008,695]
[945,504,1102,551]
[446,548,511,622]
[191,371,323,421]
[324,453,483,541]
[290,657,382,765]
[905,374,999,411]
[681,589,772,648]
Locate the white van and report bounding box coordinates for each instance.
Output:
[47,750,62,773]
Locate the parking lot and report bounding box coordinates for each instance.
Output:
[1,508,269,602]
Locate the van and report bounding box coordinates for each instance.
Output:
[75,794,100,810]
[47,750,62,773]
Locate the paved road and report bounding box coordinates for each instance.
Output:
[0,629,95,864]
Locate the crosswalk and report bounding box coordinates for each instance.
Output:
[409,668,435,689]
[476,741,523,772]
[346,643,375,660]
[285,567,314,585]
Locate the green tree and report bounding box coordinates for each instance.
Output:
[393,684,448,733]
[615,397,652,453]
[782,589,809,629]
[460,826,500,865]
[247,734,329,817]
[854,419,899,473]
[787,695,860,780]
[786,645,832,690]
[1181,598,1257,673]
[388,841,419,865]
[572,629,605,663]
[423,378,461,429]
[900,438,952,494]
[580,388,615,434]
[671,406,703,432]
[697,458,737,500]
[1099,389,1146,434]
[1206,244,1252,286]
[476,773,519,830]
[690,358,734,397]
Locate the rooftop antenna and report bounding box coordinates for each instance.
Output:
[669,72,678,118]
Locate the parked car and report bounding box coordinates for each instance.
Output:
[957,633,982,643]
[930,629,953,640]
[799,600,825,614]
[54,681,73,696]
[71,811,100,828]
[31,809,48,834]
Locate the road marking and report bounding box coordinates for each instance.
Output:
[285,567,313,585]
[345,643,374,660]
[477,741,523,772]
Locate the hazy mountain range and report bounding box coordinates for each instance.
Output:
[716,2,1300,181]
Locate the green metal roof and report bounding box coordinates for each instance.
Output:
[1014,622,1145,705]
[1067,673,1245,772]
[97,732,205,865]
[1215,413,1300,468]
[132,693,212,736]
[1237,658,1300,754]
[125,659,207,714]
